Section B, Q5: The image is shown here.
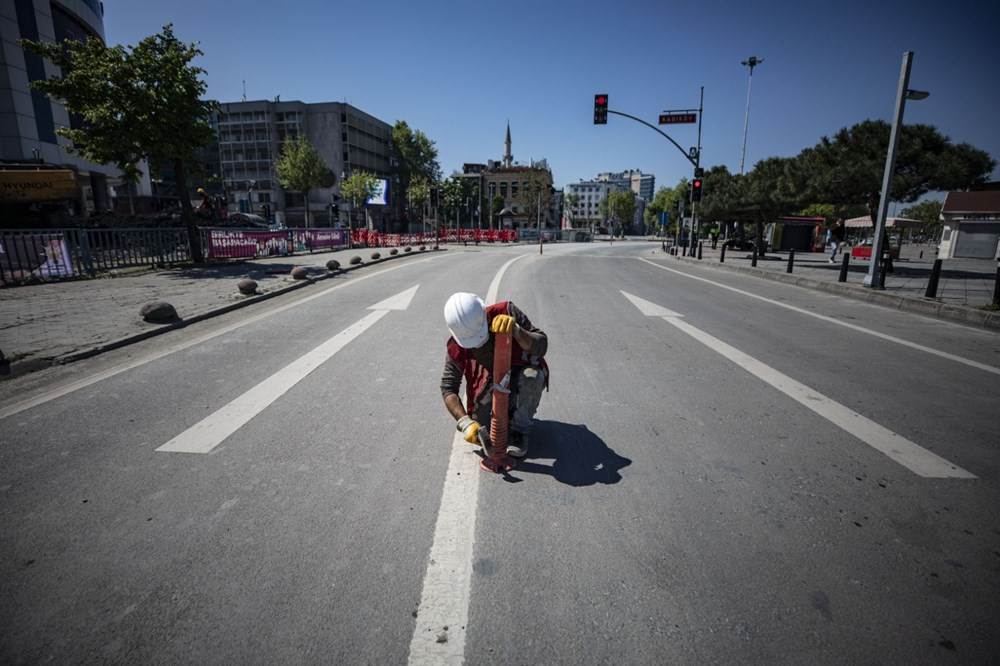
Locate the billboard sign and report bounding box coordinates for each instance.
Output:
[366,179,388,206]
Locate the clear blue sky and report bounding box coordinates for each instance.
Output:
[103,0,999,199]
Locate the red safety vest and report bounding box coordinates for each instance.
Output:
[447,301,549,411]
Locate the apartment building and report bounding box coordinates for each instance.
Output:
[215,100,399,228]
[563,180,623,229]
[597,170,655,202]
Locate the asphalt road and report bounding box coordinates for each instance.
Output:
[2,243,998,664]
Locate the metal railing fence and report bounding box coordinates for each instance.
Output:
[1,228,191,285]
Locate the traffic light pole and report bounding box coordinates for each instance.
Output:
[605,87,703,253]
[606,110,698,168]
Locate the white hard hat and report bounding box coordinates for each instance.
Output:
[444,292,488,349]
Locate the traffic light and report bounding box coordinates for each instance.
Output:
[594,94,608,125]
[691,178,703,202]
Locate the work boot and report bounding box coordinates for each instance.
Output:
[507,431,529,458]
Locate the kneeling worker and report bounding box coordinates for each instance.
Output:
[441,292,549,458]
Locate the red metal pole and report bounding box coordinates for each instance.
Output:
[479,331,517,473]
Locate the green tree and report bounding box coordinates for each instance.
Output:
[799,120,993,268]
[564,193,582,229]
[392,121,440,222]
[605,190,637,235]
[341,171,382,232]
[513,170,553,229]
[22,25,218,262]
[441,177,464,227]
[274,135,333,227]
[899,199,944,239]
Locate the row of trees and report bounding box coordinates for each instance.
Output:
[645,120,995,248]
[21,25,442,255]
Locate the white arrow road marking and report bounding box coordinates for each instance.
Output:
[408,253,526,665]
[0,256,443,421]
[622,291,976,479]
[157,285,419,454]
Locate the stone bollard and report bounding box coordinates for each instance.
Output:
[237,278,258,295]
[140,301,177,323]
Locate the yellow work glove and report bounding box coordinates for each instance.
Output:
[490,314,516,334]
[456,415,481,445]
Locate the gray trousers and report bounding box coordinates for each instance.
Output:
[470,366,546,442]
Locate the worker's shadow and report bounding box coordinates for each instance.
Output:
[511,421,631,486]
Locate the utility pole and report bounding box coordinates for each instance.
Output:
[740,56,764,175]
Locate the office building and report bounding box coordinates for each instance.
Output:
[1,0,120,220]
[215,100,399,227]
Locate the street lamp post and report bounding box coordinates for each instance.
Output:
[740,56,764,176]
[864,51,929,288]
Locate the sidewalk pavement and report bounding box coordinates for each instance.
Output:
[665,241,999,330]
[1,241,997,381]
[0,245,437,379]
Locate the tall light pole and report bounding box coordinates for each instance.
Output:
[739,56,764,176]
[864,51,929,288]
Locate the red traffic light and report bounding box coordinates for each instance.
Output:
[594,93,609,125]
[691,178,703,202]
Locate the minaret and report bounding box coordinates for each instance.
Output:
[503,121,513,168]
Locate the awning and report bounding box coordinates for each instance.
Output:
[844,216,923,229]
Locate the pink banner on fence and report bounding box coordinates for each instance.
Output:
[292,229,347,252]
[207,229,291,259]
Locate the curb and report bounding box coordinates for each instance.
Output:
[669,253,999,331]
[2,248,440,380]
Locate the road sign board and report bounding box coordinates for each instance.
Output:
[658,113,697,125]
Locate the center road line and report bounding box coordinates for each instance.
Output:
[623,291,976,479]
[637,257,1000,376]
[408,254,525,665]
[156,286,418,454]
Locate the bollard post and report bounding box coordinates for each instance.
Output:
[751,247,758,267]
[838,252,850,282]
[720,244,726,263]
[786,248,795,274]
[919,250,923,259]
[878,250,889,288]
[925,258,943,298]
[697,242,703,260]
[993,260,1000,307]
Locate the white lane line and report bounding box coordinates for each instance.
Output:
[637,257,1000,376]
[407,436,481,664]
[0,257,441,421]
[623,291,976,479]
[408,254,525,665]
[157,286,418,454]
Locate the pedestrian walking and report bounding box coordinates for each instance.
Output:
[829,219,846,262]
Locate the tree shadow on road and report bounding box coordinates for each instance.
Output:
[506,420,631,486]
